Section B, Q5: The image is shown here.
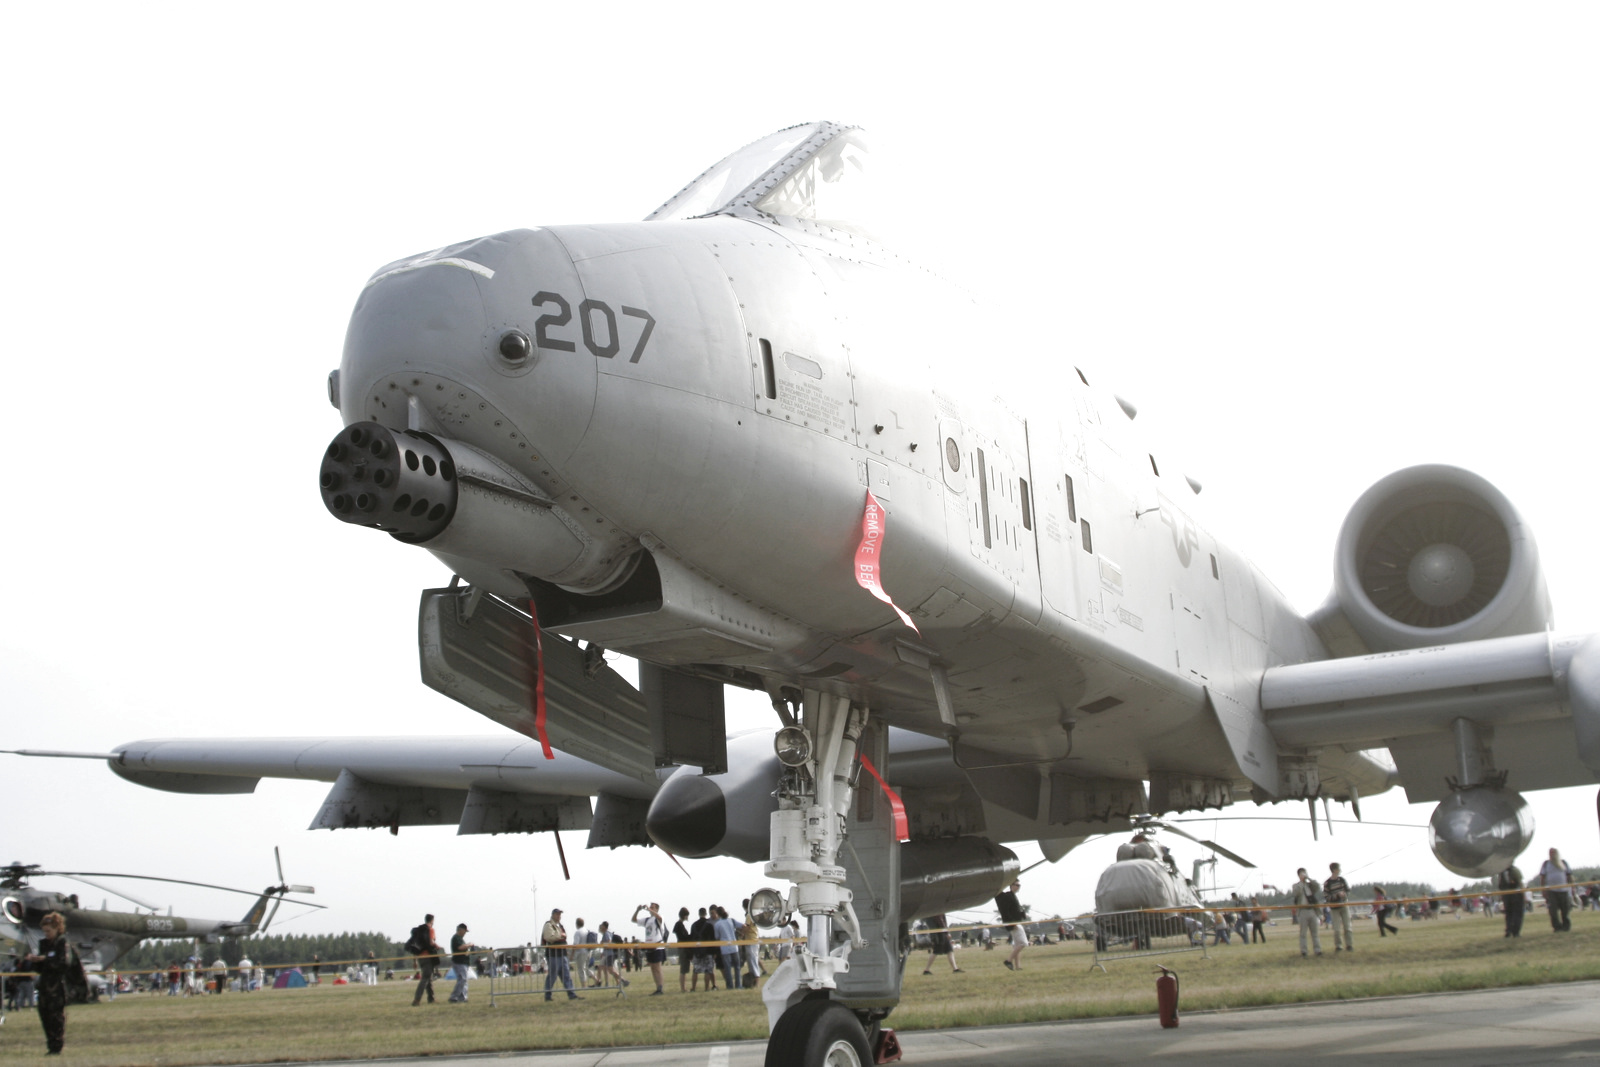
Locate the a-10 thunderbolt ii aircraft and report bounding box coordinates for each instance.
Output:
[0,856,319,974]
[172,119,1600,1064]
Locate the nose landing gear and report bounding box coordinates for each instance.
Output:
[768,998,875,1067]
[760,691,901,1067]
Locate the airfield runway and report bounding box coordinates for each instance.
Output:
[355,981,1600,1066]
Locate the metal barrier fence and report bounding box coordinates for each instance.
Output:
[1089,908,1211,971]
[486,949,564,1006]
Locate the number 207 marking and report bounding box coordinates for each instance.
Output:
[532,291,656,363]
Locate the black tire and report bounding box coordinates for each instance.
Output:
[764,998,872,1067]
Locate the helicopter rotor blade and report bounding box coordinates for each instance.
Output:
[275,846,285,885]
[284,885,315,895]
[1193,839,1256,870]
[1146,820,1205,847]
[45,872,297,901]
[262,896,283,932]
[1132,818,1257,869]
[271,896,324,910]
[57,875,162,911]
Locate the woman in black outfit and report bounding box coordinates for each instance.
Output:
[1372,887,1401,936]
[920,914,962,974]
[23,911,86,1055]
[672,907,694,992]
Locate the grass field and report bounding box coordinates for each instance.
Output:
[4,910,1598,1066]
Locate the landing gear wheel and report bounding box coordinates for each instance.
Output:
[765,999,872,1067]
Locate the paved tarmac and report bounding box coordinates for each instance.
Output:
[399,981,1600,1066]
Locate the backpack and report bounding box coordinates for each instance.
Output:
[404,924,430,956]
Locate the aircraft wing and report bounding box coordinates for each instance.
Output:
[8,737,658,846]
[1262,631,1600,803]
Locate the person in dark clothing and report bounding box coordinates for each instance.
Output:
[688,907,717,991]
[920,914,962,974]
[1498,865,1526,938]
[994,879,1029,971]
[448,923,478,1002]
[22,911,86,1055]
[1372,887,1400,937]
[410,914,442,1006]
[673,907,693,992]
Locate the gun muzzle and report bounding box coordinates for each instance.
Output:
[319,422,458,542]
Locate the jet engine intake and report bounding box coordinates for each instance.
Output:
[1332,465,1551,652]
[1427,786,1533,878]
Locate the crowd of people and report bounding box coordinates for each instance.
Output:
[397,897,792,1005]
[5,856,1590,1055]
[1196,848,1591,956]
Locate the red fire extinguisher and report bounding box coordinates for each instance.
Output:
[1155,966,1180,1028]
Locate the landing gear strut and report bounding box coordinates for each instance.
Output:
[760,691,900,1067]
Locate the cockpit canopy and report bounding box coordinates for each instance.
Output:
[648,121,874,237]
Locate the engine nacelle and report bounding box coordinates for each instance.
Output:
[899,838,1021,921]
[1427,786,1534,878]
[645,734,782,864]
[1331,465,1551,652]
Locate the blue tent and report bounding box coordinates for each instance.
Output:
[272,969,308,989]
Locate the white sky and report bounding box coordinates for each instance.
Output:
[3,4,1597,949]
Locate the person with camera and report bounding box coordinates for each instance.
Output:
[632,903,667,995]
[1292,868,1323,957]
[447,923,479,1003]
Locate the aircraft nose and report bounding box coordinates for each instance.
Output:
[339,253,490,419]
[645,771,726,858]
[336,229,596,470]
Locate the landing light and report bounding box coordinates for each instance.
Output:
[775,726,812,767]
[748,887,789,928]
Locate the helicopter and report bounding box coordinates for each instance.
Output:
[1,849,321,974]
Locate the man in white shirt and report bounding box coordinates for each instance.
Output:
[1537,848,1574,932]
[632,903,667,996]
